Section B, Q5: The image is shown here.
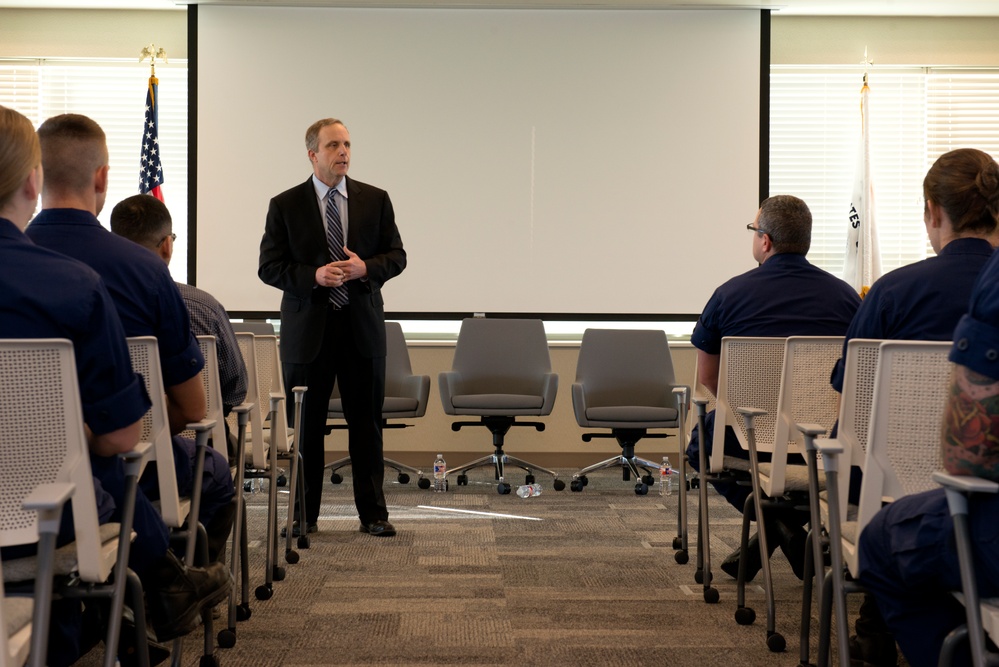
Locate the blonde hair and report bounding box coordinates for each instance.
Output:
[0,106,40,211]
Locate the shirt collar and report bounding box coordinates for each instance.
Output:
[312,175,348,201]
[30,207,104,228]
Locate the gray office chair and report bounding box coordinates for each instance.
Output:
[569,328,684,494]
[439,318,565,494]
[325,321,430,486]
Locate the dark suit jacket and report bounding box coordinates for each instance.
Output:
[259,176,406,364]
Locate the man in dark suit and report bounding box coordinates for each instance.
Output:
[259,118,406,537]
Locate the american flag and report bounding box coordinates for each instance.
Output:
[139,74,165,201]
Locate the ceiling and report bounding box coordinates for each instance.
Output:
[2,0,998,15]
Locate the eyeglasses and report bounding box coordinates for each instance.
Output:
[156,233,177,247]
[745,223,769,235]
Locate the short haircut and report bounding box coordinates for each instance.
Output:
[110,194,173,250]
[305,118,346,153]
[923,148,999,236]
[37,114,108,195]
[0,105,40,211]
[757,194,812,255]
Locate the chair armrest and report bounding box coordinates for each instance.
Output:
[23,482,75,535]
[119,441,152,478]
[813,437,845,472]
[269,392,286,412]
[932,471,999,496]
[796,422,827,445]
[399,374,431,418]
[438,371,459,414]
[571,382,587,427]
[540,372,558,414]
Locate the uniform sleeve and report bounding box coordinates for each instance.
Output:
[77,280,151,435]
[950,251,999,379]
[690,289,724,355]
[830,282,890,392]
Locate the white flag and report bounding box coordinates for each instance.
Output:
[844,78,881,297]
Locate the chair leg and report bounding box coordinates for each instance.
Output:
[800,529,818,667]
[695,404,717,603]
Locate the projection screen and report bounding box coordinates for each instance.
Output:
[195,6,762,317]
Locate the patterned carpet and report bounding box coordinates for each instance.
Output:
[77,465,896,667]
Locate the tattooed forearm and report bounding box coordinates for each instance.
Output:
[942,364,999,479]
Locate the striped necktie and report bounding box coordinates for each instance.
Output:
[325,188,349,307]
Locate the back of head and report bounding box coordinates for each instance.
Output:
[923,148,999,236]
[758,194,812,255]
[37,113,107,195]
[110,194,172,250]
[0,106,41,212]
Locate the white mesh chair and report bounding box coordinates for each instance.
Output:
[796,337,882,666]
[226,334,306,602]
[0,339,149,667]
[127,336,222,664]
[439,318,563,494]
[731,336,843,653]
[326,322,430,487]
[932,471,999,667]
[194,335,253,649]
[693,337,785,608]
[810,340,951,666]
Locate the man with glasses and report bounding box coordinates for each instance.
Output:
[686,194,860,581]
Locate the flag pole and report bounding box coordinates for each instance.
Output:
[845,48,881,297]
[138,44,168,201]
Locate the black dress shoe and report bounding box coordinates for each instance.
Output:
[721,534,763,581]
[359,520,396,537]
[280,521,318,538]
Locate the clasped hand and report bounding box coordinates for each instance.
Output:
[315,247,366,287]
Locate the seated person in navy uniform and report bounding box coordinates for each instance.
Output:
[686,194,860,580]
[850,151,999,667]
[0,105,231,665]
[28,114,235,564]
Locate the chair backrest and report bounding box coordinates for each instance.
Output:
[711,337,786,473]
[330,321,430,420]
[0,339,109,582]
[253,335,292,454]
[126,336,187,528]
[571,328,678,426]
[449,318,553,397]
[231,321,276,336]
[763,336,844,496]
[822,338,882,524]
[848,339,951,575]
[230,332,266,468]
[183,336,229,461]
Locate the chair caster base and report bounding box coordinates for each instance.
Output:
[285,549,299,564]
[735,606,756,625]
[552,479,566,491]
[766,631,786,653]
[255,584,273,600]
[199,655,220,667]
[417,477,431,489]
[674,549,688,564]
[703,587,719,604]
[272,566,285,581]
[236,603,251,621]
[217,628,236,648]
[398,473,410,484]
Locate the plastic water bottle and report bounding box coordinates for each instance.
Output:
[516,484,542,498]
[660,456,673,497]
[433,453,447,492]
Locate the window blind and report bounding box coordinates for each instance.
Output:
[771,66,999,281]
[0,61,189,283]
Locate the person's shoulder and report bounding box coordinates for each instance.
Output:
[16,238,103,288]
[271,177,314,204]
[177,281,225,311]
[346,176,387,198]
